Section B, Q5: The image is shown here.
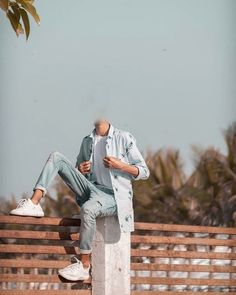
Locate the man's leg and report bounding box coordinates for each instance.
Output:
[32,151,92,205]
[78,189,118,268]
[11,150,95,259]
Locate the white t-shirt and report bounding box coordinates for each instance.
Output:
[92,134,113,189]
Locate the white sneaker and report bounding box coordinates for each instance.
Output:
[58,257,90,281]
[10,198,44,217]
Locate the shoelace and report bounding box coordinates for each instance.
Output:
[16,198,28,208]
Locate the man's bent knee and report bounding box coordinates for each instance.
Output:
[81,203,101,221]
[47,151,63,162]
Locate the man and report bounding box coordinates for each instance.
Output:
[10,119,150,281]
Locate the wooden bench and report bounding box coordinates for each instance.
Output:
[0,215,236,294]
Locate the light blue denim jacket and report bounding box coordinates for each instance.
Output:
[76,124,150,232]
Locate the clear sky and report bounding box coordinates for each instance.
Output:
[0,0,235,199]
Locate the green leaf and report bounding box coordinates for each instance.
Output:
[0,0,9,11]
[16,0,40,24]
[19,8,30,40]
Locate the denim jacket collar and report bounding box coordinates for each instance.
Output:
[89,124,114,140]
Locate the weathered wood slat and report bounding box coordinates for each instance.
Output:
[0,215,81,226]
[0,259,235,273]
[1,231,235,247]
[1,245,234,259]
[0,259,69,268]
[0,292,233,295]
[131,292,236,295]
[134,222,236,235]
[0,230,79,240]
[0,292,91,295]
[0,274,91,284]
[131,262,236,273]
[131,276,236,286]
[0,244,79,255]
[1,216,236,234]
[131,235,236,246]
[2,274,235,286]
[131,249,236,259]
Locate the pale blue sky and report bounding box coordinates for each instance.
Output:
[0,0,235,199]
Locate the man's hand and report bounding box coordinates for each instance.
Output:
[103,156,124,170]
[103,156,139,178]
[77,161,91,175]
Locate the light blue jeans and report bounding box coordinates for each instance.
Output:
[33,151,118,254]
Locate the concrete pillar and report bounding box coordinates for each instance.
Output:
[91,216,131,295]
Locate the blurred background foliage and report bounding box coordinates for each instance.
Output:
[1,122,236,227]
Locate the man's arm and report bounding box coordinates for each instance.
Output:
[75,138,92,175]
[103,132,150,180]
[75,141,83,169]
[123,132,150,180]
[103,156,139,177]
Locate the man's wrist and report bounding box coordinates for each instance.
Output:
[119,161,139,177]
[119,161,126,171]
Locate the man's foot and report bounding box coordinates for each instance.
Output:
[9,198,44,217]
[58,257,90,281]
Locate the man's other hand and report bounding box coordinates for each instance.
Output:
[78,161,91,174]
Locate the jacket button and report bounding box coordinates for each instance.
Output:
[115,187,118,191]
[114,175,118,179]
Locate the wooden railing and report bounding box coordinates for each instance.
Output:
[0,215,90,295]
[131,222,236,293]
[0,215,236,294]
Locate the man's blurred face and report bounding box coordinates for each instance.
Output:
[94,118,109,127]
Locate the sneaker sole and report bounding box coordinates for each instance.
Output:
[9,212,44,217]
[58,271,89,281]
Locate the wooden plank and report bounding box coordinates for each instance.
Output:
[0,215,81,226]
[134,222,236,235]
[131,262,236,273]
[1,216,236,235]
[0,244,79,255]
[0,259,71,268]
[131,292,236,295]
[0,274,91,284]
[1,260,235,273]
[1,245,235,259]
[0,292,234,295]
[131,277,236,286]
[131,249,236,260]
[0,230,79,240]
[131,235,236,246]
[1,231,235,246]
[2,274,235,287]
[1,292,234,295]
[0,291,91,295]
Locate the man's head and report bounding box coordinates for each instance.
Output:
[93,118,110,136]
[93,118,109,127]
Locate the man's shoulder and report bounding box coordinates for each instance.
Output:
[113,127,136,142]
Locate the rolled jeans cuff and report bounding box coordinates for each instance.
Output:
[33,185,47,197]
[79,248,92,254]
